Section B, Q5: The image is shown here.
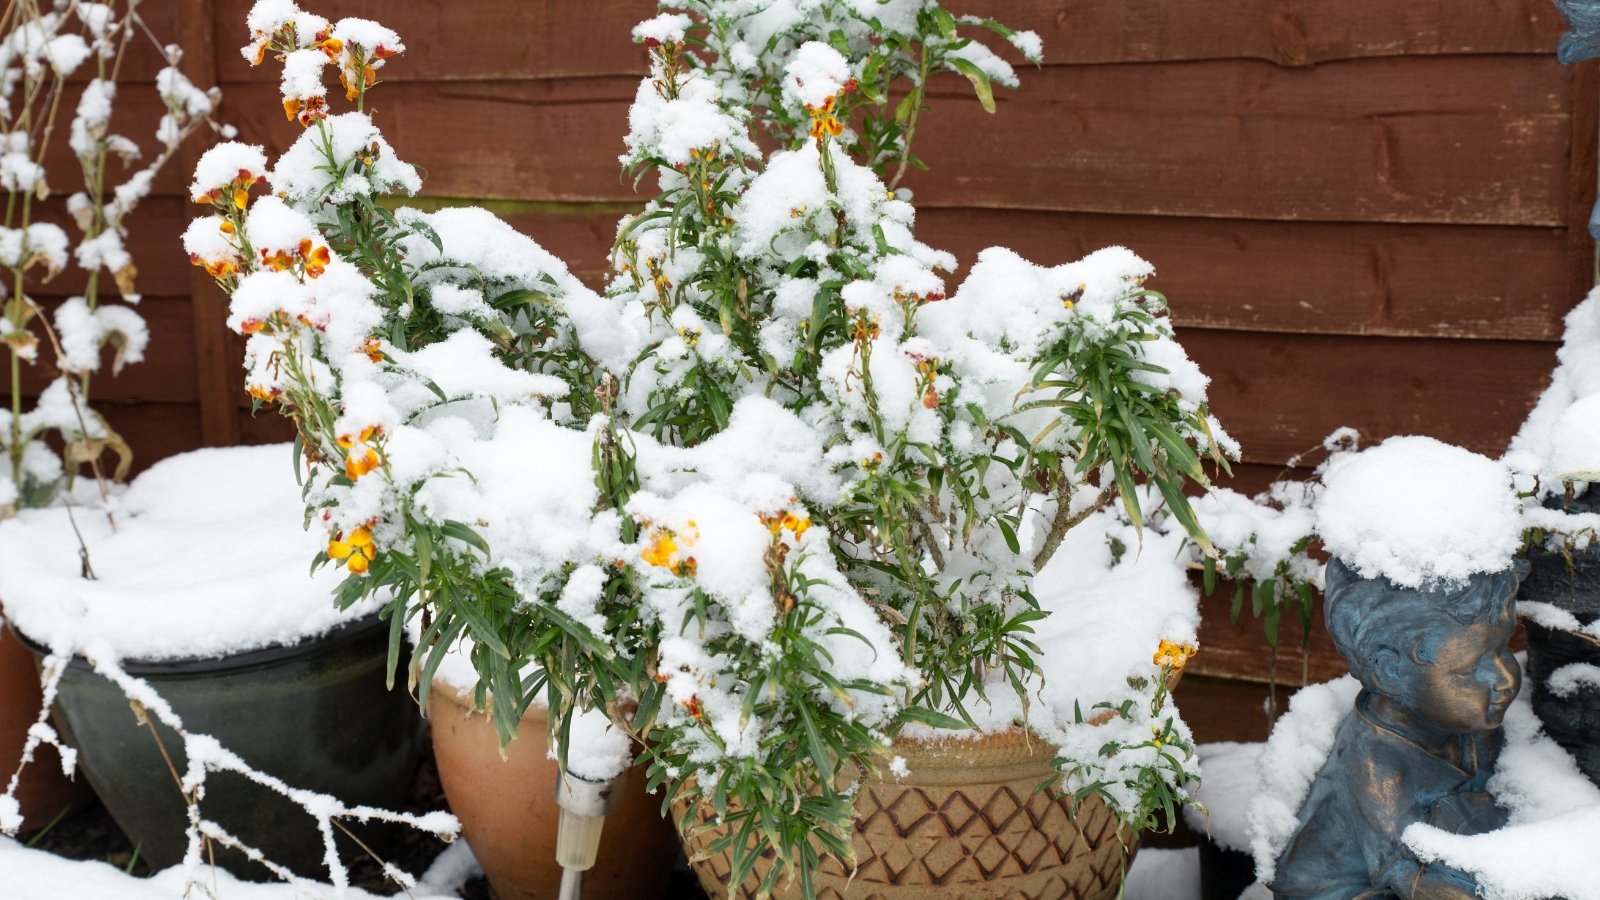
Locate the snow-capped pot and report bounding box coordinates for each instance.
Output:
[190,2,1236,894]
[1506,290,1600,788]
[0,0,224,515]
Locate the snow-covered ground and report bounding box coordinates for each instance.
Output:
[0,837,479,900]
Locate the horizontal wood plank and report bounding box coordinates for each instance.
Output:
[13,296,197,403]
[909,55,1576,226]
[206,53,1577,227]
[918,209,1580,341]
[208,0,1567,85]
[1186,330,1559,463]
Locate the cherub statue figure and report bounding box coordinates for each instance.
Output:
[1271,558,1523,898]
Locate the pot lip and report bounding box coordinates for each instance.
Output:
[9,612,388,677]
[1522,617,1600,647]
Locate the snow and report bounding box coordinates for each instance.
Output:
[1509,290,1600,491]
[190,141,269,201]
[0,444,382,661]
[0,836,460,900]
[1403,700,1600,900]
[1184,741,1265,854]
[1552,393,1600,481]
[1246,675,1362,884]
[783,42,853,112]
[1316,436,1521,589]
[632,13,691,46]
[1122,847,1201,900]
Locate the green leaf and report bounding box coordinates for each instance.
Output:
[946,56,997,113]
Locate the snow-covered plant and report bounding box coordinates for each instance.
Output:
[193,3,1237,895]
[0,0,224,515]
[1189,428,1361,654]
[1506,289,1600,556]
[653,0,1041,185]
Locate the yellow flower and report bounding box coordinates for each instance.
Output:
[328,526,376,574]
[1153,639,1198,673]
[641,527,695,577]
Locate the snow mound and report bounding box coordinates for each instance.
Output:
[0,444,381,661]
[1184,741,1265,853]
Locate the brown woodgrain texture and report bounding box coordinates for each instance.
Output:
[206,56,1578,229]
[209,0,1567,83]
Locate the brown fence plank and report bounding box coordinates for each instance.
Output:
[1187,330,1559,464]
[208,53,1576,227]
[918,209,1579,342]
[208,0,1565,84]
[14,297,198,403]
[908,55,1575,225]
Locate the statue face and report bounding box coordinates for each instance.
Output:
[1411,609,1521,733]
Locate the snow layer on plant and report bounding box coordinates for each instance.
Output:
[1031,509,1200,723]
[1316,436,1519,589]
[1192,486,1321,587]
[1552,393,1600,481]
[271,112,419,205]
[632,13,691,45]
[1509,290,1600,491]
[189,141,268,200]
[562,707,633,782]
[782,41,852,110]
[1247,675,1362,883]
[0,835,457,900]
[1183,741,1265,853]
[622,63,754,169]
[0,444,382,660]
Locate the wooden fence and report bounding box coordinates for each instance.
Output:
[7,0,1594,739]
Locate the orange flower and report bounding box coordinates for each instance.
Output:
[246,383,280,403]
[218,219,236,235]
[262,248,295,271]
[344,446,380,480]
[680,696,704,720]
[299,239,331,278]
[316,35,344,61]
[283,95,328,127]
[327,526,377,574]
[1153,639,1198,673]
[808,115,844,140]
[363,336,384,363]
[238,317,265,335]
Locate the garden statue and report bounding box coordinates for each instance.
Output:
[1271,557,1523,898]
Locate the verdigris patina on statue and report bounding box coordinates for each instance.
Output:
[1555,0,1600,237]
[1271,558,1523,899]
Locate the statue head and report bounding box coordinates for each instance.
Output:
[1324,558,1523,733]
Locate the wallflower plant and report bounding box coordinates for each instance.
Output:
[193,2,1237,895]
[1,0,223,517]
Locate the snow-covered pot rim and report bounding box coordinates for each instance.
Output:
[11,612,386,675]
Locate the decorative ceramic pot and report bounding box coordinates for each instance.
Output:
[676,730,1137,900]
[0,618,93,832]
[1519,486,1600,788]
[428,678,680,900]
[17,614,422,879]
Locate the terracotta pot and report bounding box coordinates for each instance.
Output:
[676,730,1137,900]
[0,618,93,832]
[428,679,680,900]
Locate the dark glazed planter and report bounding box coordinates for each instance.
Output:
[1520,486,1600,788]
[0,619,94,831]
[18,615,422,879]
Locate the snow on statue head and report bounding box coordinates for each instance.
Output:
[1272,436,1525,897]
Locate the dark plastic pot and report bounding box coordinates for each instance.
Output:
[1520,486,1600,789]
[17,614,422,879]
[1198,837,1257,900]
[1524,620,1600,788]
[0,619,94,831]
